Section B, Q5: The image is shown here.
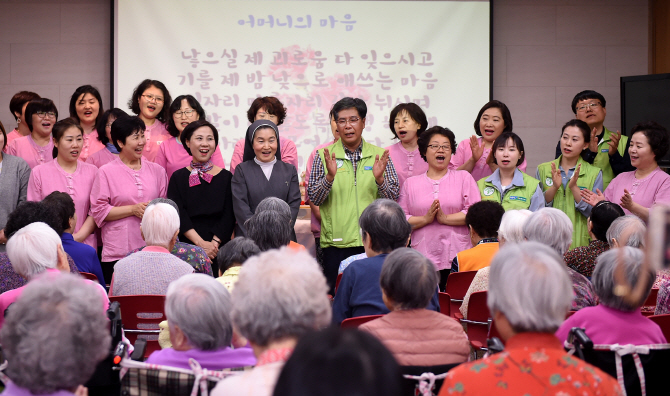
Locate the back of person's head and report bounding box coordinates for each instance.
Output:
[589,201,624,242]
[4,201,64,238]
[498,209,532,245]
[231,248,331,347]
[1,273,110,394]
[147,197,179,213]
[592,247,655,312]
[359,199,411,253]
[166,274,233,350]
[272,327,402,396]
[140,203,179,247]
[465,201,505,239]
[606,215,646,248]
[380,248,438,310]
[523,208,573,255]
[246,210,291,251]
[216,237,260,275]
[7,222,61,279]
[42,191,76,233]
[255,196,292,221]
[488,242,573,333]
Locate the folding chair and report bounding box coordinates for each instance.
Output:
[400,363,461,396]
[641,288,659,317]
[109,295,166,359]
[438,292,451,317]
[444,271,477,318]
[648,314,670,342]
[340,314,384,328]
[454,291,490,353]
[334,273,343,295]
[79,271,100,283]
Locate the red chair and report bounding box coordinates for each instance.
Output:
[438,292,451,317]
[109,295,166,359]
[445,271,478,318]
[79,272,100,283]
[457,291,490,352]
[649,314,670,341]
[642,288,660,316]
[334,273,343,295]
[340,314,383,329]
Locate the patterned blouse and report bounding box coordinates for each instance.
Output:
[569,267,598,310]
[655,279,670,315]
[564,240,609,278]
[127,241,212,276]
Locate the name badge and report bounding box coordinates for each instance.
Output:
[483,187,495,196]
[336,159,344,168]
[364,166,373,170]
[509,196,527,202]
[601,149,609,153]
[545,177,553,187]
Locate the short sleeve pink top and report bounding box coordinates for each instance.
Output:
[4,129,23,149]
[449,137,527,182]
[5,135,54,169]
[142,120,170,162]
[79,130,106,163]
[604,168,670,215]
[154,137,226,180]
[385,141,429,191]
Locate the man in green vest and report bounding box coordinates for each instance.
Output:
[555,90,634,189]
[307,97,400,294]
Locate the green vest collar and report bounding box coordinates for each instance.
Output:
[554,155,589,177]
[331,139,377,160]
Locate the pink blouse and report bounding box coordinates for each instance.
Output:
[90,157,168,262]
[79,130,106,162]
[154,137,226,180]
[604,167,670,216]
[27,159,98,249]
[449,137,527,182]
[5,134,54,169]
[142,120,170,162]
[86,148,117,169]
[5,129,23,149]
[398,171,481,270]
[305,140,337,237]
[385,141,429,190]
[229,136,299,173]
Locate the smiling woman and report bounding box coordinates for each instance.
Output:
[385,103,429,190]
[6,98,58,169]
[68,85,105,162]
[127,79,172,161]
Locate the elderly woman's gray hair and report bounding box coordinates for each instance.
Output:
[523,208,573,255]
[231,247,331,347]
[592,247,655,312]
[380,248,438,310]
[6,222,60,279]
[255,196,291,221]
[488,242,573,333]
[166,273,233,350]
[1,273,110,394]
[141,202,180,247]
[498,209,532,245]
[148,197,179,213]
[216,237,260,274]
[246,210,291,251]
[606,215,646,248]
[359,199,412,253]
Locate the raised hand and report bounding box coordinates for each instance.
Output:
[550,162,562,189]
[470,135,484,161]
[580,188,605,206]
[608,130,622,156]
[373,149,390,184]
[620,189,634,210]
[568,164,581,190]
[323,148,338,183]
[588,127,598,152]
[424,199,440,224]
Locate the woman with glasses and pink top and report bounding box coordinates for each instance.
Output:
[68,85,105,162]
[398,126,481,287]
[6,98,58,169]
[127,79,172,162]
[385,103,429,190]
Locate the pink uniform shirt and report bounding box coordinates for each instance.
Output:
[6,135,54,169]
[449,137,527,182]
[305,140,337,238]
[28,159,98,249]
[385,141,429,191]
[142,120,170,162]
[398,171,481,270]
[155,137,226,180]
[79,130,106,163]
[604,167,670,216]
[229,136,299,173]
[86,148,118,168]
[5,129,23,149]
[90,157,168,262]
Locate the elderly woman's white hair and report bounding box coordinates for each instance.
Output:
[488,242,573,333]
[166,274,233,350]
[606,215,646,248]
[592,247,655,312]
[6,222,61,279]
[141,202,180,247]
[498,209,532,245]
[1,273,110,394]
[523,208,573,255]
[231,247,331,347]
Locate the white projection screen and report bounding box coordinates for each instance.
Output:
[114,0,491,171]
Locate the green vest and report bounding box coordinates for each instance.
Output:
[594,127,628,189]
[318,139,386,249]
[537,156,601,249]
[477,172,540,211]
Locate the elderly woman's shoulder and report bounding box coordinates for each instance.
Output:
[2,154,30,170]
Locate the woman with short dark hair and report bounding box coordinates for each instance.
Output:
[6,91,40,146]
[86,108,130,168]
[6,98,58,169]
[127,79,172,161]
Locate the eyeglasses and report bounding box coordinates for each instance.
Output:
[142,94,164,104]
[174,109,196,117]
[35,111,56,119]
[336,117,361,127]
[576,102,601,112]
[427,144,451,152]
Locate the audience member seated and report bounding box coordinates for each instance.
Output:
[332,199,439,325]
[212,248,331,396]
[109,203,193,296]
[360,248,469,365]
[450,200,504,273]
[146,273,256,370]
[273,327,403,396]
[460,209,531,318]
[42,191,105,287]
[523,208,597,310]
[216,237,260,292]
[438,242,621,395]
[564,201,624,278]
[255,196,303,249]
[337,252,368,274]
[606,214,645,249]
[556,247,665,345]
[245,209,293,252]
[0,273,110,396]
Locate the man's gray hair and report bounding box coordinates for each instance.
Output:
[231,248,331,347]
[498,209,532,245]
[380,248,438,310]
[6,222,60,279]
[488,242,573,333]
[1,273,110,393]
[592,247,655,312]
[523,208,573,255]
[141,203,180,247]
[606,215,646,248]
[166,274,233,350]
[255,196,291,221]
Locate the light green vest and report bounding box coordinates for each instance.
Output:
[594,127,628,189]
[537,156,601,249]
[318,139,386,249]
[477,172,540,211]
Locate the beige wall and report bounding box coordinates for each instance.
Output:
[0,0,648,173]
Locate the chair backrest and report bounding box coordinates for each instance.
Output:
[109,295,166,359]
[340,314,384,329]
[438,292,451,317]
[649,314,670,342]
[79,272,100,283]
[399,363,461,396]
[645,288,659,307]
[462,291,490,351]
[334,273,343,295]
[445,271,477,318]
